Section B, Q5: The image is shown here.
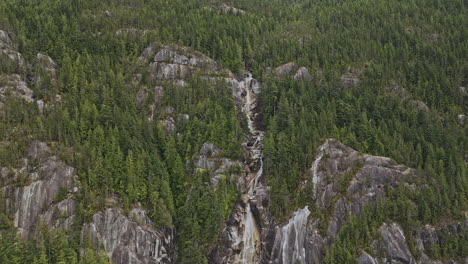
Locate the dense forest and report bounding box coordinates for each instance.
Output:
[0,0,466,263]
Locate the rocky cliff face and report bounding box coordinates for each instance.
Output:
[0,141,77,239]
[269,139,466,264]
[0,141,177,264]
[0,29,61,113]
[0,30,26,72]
[193,142,244,187]
[81,206,176,264]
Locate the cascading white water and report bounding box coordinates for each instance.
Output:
[241,203,261,263]
[270,207,311,264]
[237,72,263,264]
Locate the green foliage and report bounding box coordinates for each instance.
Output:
[0,0,466,262]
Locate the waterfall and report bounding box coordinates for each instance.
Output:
[240,203,261,263]
[237,72,263,264]
[270,207,311,264]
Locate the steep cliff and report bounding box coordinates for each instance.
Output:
[0,141,77,239]
[81,206,176,264]
[269,139,467,264]
[0,141,177,264]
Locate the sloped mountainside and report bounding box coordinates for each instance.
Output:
[269,139,467,264]
[0,0,466,262]
[1,31,466,264]
[1,141,176,263]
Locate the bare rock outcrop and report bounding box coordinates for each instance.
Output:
[270,139,466,264]
[81,207,176,264]
[274,62,297,76]
[0,74,34,103]
[271,63,312,81]
[0,30,26,72]
[150,45,219,82]
[270,139,419,263]
[36,53,57,79]
[193,142,243,187]
[377,223,416,264]
[294,66,312,81]
[0,30,13,49]
[340,69,362,88]
[0,141,77,239]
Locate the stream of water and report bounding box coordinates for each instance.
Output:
[238,72,263,264]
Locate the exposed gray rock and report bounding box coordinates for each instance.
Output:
[269,139,419,264]
[413,221,468,263]
[200,142,221,156]
[340,69,361,88]
[0,30,26,71]
[0,74,34,103]
[294,67,312,81]
[161,117,176,134]
[409,100,430,113]
[36,53,57,72]
[193,143,243,188]
[153,86,164,105]
[149,45,219,82]
[1,50,26,71]
[270,207,310,264]
[26,141,50,159]
[178,114,190,122]
[40,197,76,231]
[311,139,415,215]
[386,82,411,100]
[274,62,297,76]
[0,30,12,49]
[194,143,222,172]
[145,86,165,121]
[457,114,466,125]
[115,28,146,37]
[81,207,175,264]
[139,43,158,62]
[219,4,246,15]
[36,100,45,114]
[1,141,77,239]
[136,86,148,105]
[163,106,175,114]
[378,223,416,264]
[459,86,466,96]
[358,252,379,264]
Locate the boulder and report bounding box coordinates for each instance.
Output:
[274,62,296,76]
[293,67,312,81]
